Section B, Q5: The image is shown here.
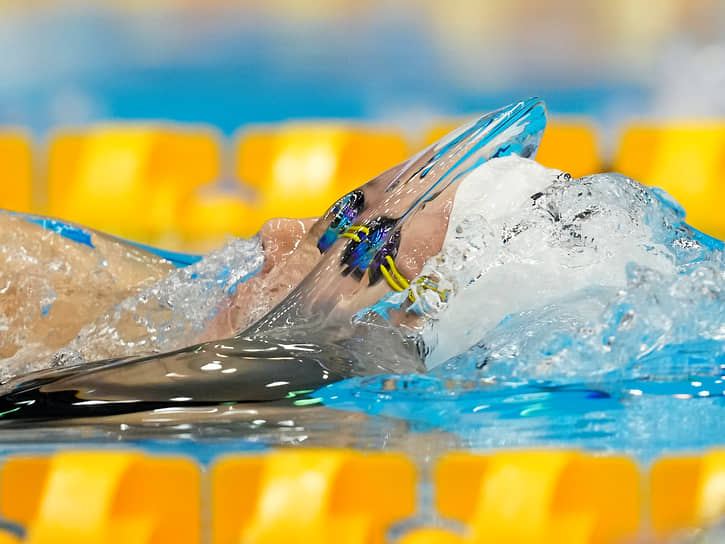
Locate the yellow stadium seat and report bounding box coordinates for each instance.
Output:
[614,122,725,238]
[0,532,20,544]
[0,451,200,544]
[0,129,33,213]
[536,120,601,177]
[47,124,221,243]
[177,187,261,250]
[425,118,601,178]
[235,123,408,229]
[423,118,468,149]
[397,528,465,544]
[435,451,640,544]
[650,449,725,537]
[211,449,416,544]
[613,125,660,184]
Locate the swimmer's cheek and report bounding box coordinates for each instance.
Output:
[260,217,318,267]
[395,188,453,280]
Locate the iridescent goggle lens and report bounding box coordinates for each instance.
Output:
[367,228,402,286]
[317,190,365,253]
[340,216,397,280]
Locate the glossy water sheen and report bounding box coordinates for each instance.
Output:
[1,374,724,464]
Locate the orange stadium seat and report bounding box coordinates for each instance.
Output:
[0,129,33,213]
[177,187,261,250]
[211,449,416,544]
[5,448,725,542]
[433,451,640,544]
[46,124,221,243]
[397,528,465,544]
[650,449,725,538]
[236,123,408,230]
[0,451,200,544]
[0,533,19,544]
[535,119,602,177]
[614,121,725,239]
[425,117,602,178]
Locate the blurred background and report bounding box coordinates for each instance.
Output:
[2,0,725,250]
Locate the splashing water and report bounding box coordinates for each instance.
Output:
[65,237,264,363]
[354,154,723,379]
[0,225,263,379]
[318,155,725,459]
[413,155,724,377]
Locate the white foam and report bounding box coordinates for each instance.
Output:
[414,156,678,367]
[65,236,263,363]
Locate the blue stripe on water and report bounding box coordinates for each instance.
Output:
[12,211,203,268]
[124,240,203,268]
[23,216,94,248]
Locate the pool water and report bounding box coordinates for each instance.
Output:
[0,371,722,466]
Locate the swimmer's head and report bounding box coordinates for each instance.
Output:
[244,99,547,352]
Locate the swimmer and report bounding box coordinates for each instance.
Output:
[1,99,545,373]
[0,99,547,418]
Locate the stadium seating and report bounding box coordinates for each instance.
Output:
[0,130,33,213]
[46,125,221,244]
[0,448,723,543]
[236,123,409,229]
[3,118,725,250]
[424,118,602,179]
[614,122,725,238]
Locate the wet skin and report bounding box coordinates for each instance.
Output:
[0,213,174,367]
